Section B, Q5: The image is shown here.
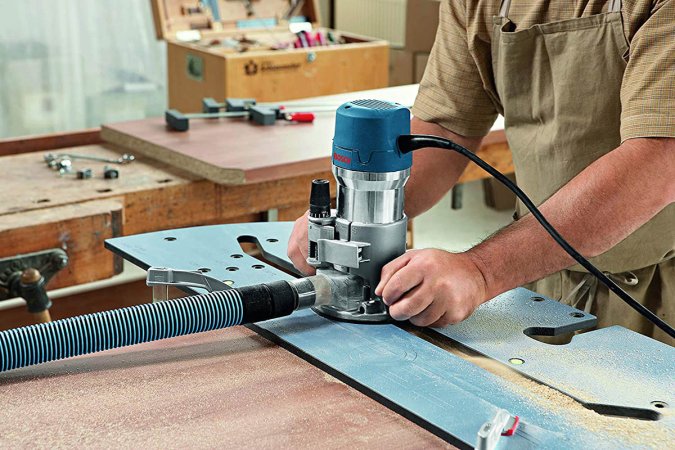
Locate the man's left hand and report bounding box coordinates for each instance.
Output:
[374,249,488,327]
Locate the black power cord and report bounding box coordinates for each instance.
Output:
[397,134,675,339]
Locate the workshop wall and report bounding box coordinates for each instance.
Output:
[0,0,166,138]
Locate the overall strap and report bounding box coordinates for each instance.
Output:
[498,0,511,18]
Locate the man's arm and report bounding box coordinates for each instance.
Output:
[375,137,675,326]
[405,117,483,218]
[468,137,675,298]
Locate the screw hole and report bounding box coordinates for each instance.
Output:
[651,401,668,409]
[344,105,351,109]
[531,297,545,302]
[230,254,244,259]
[164,237,177,241]
[252,264,264,269]
[97,188,112,193]
[266,238,279,243]
[509,358,525,365]
[570,312,585,318]
[35,198,50,203]
[226,266,239,272]
[157,179,173,184]
[198,267,211,273]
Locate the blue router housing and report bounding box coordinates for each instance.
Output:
[332,100,412,173]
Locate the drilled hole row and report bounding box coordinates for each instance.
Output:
[32,180,173,204]
[163,237,279,243]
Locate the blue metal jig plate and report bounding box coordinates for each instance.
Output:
[106,223,675,448]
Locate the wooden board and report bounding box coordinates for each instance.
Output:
[102,85,513,185]
[0,199,124,291]
[0,326,450,448]
[0,129,101,157]
[102,115,334,184]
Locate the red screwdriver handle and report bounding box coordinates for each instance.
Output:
[288,112,315,123]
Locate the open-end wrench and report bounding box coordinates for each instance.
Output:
[44,153,135,165]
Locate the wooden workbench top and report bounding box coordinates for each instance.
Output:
[0,326,450,448]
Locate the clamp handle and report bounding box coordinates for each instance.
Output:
[287,112,315,123]
[146,267,231,301]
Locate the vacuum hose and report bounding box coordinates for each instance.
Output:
[0,280,305,374]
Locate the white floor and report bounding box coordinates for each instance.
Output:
[412,180,514,252]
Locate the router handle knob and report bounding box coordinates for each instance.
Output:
[309,179,331,218]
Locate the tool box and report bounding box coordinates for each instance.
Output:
[151,0,390,112]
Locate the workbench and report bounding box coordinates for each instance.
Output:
[0,84,511,330]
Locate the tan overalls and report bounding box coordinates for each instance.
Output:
[492,0,675,343]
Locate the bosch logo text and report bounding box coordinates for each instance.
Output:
[333,153,351,164]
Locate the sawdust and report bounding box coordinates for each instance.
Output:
[417,330,675,449]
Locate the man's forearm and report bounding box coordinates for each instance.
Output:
[405,118,483,218]
[467,138,675,299]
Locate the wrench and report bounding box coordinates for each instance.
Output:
[44,153,135,165]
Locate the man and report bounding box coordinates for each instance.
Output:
[289,0,674,342]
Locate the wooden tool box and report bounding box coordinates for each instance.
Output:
[152,0,390,112]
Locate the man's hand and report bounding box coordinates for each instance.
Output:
[374,249,488,327]
[287,212,316,276]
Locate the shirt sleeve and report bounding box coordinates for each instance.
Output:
[620,0,675,141]
[411,0,499,137]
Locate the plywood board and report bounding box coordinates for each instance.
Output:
[103,85,511,185]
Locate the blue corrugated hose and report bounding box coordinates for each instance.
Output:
[0,290,244,373]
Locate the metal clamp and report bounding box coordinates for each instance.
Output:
[476,409,520,450]
[146,267,230,302]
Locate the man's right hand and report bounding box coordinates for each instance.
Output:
[287,212,316,275]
